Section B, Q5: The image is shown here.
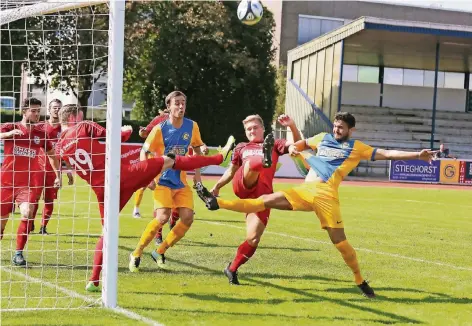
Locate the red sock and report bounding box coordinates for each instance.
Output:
[90,236,103,286]
[155,226,163,239]
[248,156,263,171]
[173,154,223,171]
[229,240,257,272]
[41,202,53,227]
[16,220,34,251]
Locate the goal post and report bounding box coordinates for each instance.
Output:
[103,0,125,309]
[0,0,125,310]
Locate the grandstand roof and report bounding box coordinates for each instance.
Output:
[288,16,472,72]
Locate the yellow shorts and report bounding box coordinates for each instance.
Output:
[281,182,343,229]
[153,184,194,210]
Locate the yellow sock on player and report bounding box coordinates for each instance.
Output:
[335,240,364,285]
[156,221,190,254]
[134,188,145,207]
[217,198,265,214]
[133,218,162,257]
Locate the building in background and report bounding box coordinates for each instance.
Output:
[266,1,472,67]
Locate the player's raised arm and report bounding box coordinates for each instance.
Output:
[277,114,302,145]
[374,148,437,163]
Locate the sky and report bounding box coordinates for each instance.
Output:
[363,0,472,13]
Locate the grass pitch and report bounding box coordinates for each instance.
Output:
[1,178,471,325]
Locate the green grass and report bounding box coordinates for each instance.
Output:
[1,178,472,325]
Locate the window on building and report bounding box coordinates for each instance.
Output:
[358,66,379,83]
[403,69,424,86]
[298,15,345,45]
[444,72,464,89]
[424,70,445,88]
[384,68,403,85]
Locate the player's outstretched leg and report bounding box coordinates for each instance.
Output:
[262,133,275,168]
[170,135,235,171]
[196,183,267,214]
[86,236,103,292]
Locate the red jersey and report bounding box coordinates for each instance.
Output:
[231,139,287,192]
[57,121,132,189]
[0,122,53,187]
[145,113,169,134]
[38,122,62,172]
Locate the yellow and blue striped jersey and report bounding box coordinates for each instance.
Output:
[300,132,376,189]
[143,118,203,189]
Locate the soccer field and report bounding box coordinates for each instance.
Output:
[1,179,472,325]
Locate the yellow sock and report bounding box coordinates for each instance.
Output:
[217,198,265,214]
[335,240,364,285]
[133,218,162,257]
[157,221,190,254]
[134,188,145,207]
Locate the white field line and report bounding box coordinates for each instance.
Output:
[200,221,472,272]
[1,267,164,326]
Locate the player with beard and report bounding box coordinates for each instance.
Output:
[197,112,437,298]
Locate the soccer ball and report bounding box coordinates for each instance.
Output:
[237,0,263,26]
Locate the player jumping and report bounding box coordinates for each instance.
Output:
[197,112,437,298]
[209,114,301,284]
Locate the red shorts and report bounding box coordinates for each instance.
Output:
[0,186,40,216]
[41,171,59,202]
[96,157,165,222]
[232,167,272,226]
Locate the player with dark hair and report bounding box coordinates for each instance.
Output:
[197,112,437,298]
[0,98,61,266]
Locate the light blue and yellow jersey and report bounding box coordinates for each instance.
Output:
[143,118,203,189]
[301,132,376,189]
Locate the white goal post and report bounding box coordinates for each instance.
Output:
[1,0,125,310]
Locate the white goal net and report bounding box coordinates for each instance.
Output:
[1,0,124,311]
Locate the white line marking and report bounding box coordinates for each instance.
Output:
[2,267,164,326]
[200,221,472,272]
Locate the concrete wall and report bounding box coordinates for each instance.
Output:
[279,1,472,66]
[341,82,467,112]
[383,85,466,112]
[341,82,380,107]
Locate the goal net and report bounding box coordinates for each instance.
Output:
[1,0,124,311]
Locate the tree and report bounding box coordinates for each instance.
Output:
[124,1,277,145]
[274,65,287,118]
[0,20,28,105]
[24,5,108,116]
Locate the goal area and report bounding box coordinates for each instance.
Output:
[1,0,125,310]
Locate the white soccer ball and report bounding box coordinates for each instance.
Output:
[237,0,263,26]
